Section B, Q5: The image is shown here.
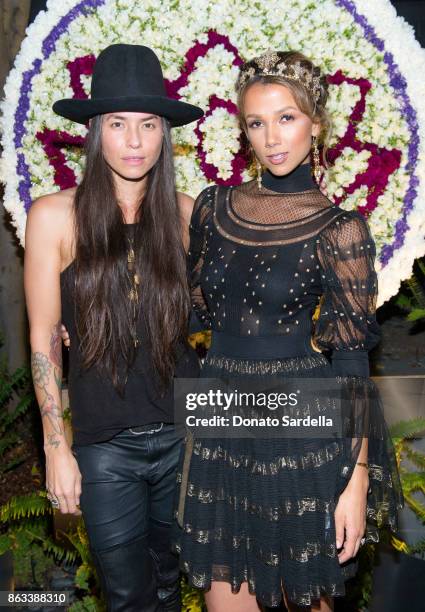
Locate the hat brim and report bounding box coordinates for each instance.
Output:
[52,95,203,127]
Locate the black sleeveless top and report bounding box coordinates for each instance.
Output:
[61,239,200,446]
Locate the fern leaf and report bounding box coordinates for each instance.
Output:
[0,433,19,457]
[403,494,425,522]
[406,276,425,309]
[395,294,413,311]
[391,535,410,554]
[59,527,91,564]
[408,537,425,558]
[7,393,33,422]
[75,563,91,591]
[0,493,51,522]
[41,537,77,564]
[390,418,425,439]
[407,309,425,322]
[400,471,425,493]
[405,447,425,470]
[0,534,13,555]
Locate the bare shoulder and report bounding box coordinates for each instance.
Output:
[26,188,76,266]
[177,191,195,225]
[29,188,75,223]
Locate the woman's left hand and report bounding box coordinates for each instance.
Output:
[334,466,369,563]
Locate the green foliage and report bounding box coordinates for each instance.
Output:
[69,595,105,612]
[0,495,73,588]
[0,358,34,473]
[408,537,425,558]
[407,309,425,322]
[13,529,54,587]
[1,492,51,522]
[181,574,205,611]
[75,563,91,591]
[59,520,104,610]
[62,520,203,611]
[395,257,425,323]
[390,417,425,440]
[390,417,425,555]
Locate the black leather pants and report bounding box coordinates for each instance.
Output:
[73,423,184,612]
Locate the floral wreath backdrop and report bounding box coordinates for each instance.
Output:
[1,0,425,305]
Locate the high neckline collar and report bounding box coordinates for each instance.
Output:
[262,161,317,193]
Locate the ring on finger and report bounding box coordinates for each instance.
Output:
[46,492,60,506]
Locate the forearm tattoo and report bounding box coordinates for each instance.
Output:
[49,321,62,391]
[31,321,64,447]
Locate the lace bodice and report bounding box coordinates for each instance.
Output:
[188,164,380,377]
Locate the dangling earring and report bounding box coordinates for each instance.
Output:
[311,136,321,184]
[256,159,262,190]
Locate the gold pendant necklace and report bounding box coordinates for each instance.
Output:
[127,237,140,347]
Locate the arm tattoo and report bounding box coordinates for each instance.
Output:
[47,433,60,449]
[31,321,64,446]
[49,321,62,392]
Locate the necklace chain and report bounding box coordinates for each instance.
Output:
[127,236,140,347]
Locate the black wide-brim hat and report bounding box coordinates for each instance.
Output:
[53,44,203,127]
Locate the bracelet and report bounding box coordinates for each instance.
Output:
[356,462,369,470]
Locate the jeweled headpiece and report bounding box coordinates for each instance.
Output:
[237,51,322,103]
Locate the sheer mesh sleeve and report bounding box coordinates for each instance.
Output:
[187,186,215,332]
[313,211,381,377]
[313,212,403,531]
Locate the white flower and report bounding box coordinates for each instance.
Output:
[0,0,424,304]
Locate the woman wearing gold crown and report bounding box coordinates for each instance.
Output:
[173,51,403,611]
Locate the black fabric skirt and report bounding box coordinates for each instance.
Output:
[172,350,403,608]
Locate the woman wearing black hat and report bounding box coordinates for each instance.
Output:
[25,44,203,612]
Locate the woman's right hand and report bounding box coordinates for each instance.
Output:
[61,324,70,347]
[45,447,82,515]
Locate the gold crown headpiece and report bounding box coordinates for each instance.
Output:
[237,52,322,103]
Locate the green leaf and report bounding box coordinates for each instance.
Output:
[403,494,425,522]
[0,533,13,555]
[75,563,91,591]
[406,276,425,309]
[405,447,425,470]
[400,471,425,490]
[407,309,425,322]
[0,433,19,457]
[0,493,51,523]
[395,293,412,310]
[390,418,425,439]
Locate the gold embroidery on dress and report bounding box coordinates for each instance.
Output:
[204,352,328,375]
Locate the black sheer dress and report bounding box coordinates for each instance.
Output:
[173,162,403,608]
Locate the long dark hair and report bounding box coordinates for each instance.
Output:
[73,115,190,391]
